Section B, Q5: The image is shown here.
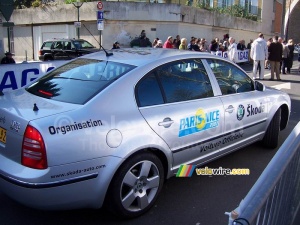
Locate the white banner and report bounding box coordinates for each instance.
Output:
[0,61,68,92]
[211,49,249,63]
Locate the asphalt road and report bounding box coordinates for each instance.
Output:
[0,58,299,225]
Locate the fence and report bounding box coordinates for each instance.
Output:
[226,121,300,225]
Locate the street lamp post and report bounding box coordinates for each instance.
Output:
[72,0,84,39]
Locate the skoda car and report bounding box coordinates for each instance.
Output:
[0,48,290,218]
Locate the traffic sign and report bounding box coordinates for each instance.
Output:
[74,22,81,28]
[97,11,104,20]
[97,20,104,30]
[97,1,103,10]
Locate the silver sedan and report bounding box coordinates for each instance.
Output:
[0,48,290,218]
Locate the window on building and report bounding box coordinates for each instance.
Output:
[217,0,234,8]
[249,0,258,15]
[240,0,246,7]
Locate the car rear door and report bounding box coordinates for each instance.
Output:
[136,58,225,168]
[51,41,65,60]
[205,59,269,151]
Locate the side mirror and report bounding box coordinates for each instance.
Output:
[255,81,265,91]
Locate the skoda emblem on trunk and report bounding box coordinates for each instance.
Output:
[10,121,21,132]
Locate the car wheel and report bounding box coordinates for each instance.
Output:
[106,152,164,218]
[262,108,281,149]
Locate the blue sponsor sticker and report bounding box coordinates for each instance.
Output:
[179,109,220,137]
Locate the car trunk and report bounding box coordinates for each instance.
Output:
[0,88,79,164]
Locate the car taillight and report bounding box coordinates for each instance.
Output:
[38,50,42,56]
[22,125,48,169]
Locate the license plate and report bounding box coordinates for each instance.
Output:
[0,127,6,144]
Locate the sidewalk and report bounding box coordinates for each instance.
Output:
[239,56,300,78]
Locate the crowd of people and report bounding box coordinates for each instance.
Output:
[250,33,297,81]
[115,30,299,81]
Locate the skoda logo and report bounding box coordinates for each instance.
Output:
[237,105,245,121]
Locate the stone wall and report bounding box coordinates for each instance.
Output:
[1,2,263,61]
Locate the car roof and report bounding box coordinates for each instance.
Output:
[43,38,88,42]
[81,48,218,67]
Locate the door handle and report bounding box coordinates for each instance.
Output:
[158,117,174,128]
[225,105,234,113]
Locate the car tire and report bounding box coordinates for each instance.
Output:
[105,151,164,218]
[262,108,281,149]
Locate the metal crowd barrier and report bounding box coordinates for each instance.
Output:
[226,121,300,225]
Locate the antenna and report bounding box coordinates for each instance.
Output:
[82,23,113,57]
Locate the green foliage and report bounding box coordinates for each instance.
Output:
[32,0,41,7]
[194,2,257,21]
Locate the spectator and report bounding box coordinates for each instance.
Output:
[112,41,120,49]
[163,36,174,49]
[210,39,218,52]
[237,40,246,50]
[247,39,253,49]
[265,38,273,69]
[215,37,220,51]
[228,37,237,63]
[193,38,201,51]
[179,38,187,50]
[1,52,16,64]
[250,33,268,80]
[218,43,225,52]
[152,38,159,47]
[281,40,290,74]
[268,36,283,81]
[201,38,209,52]
[286,39,295,74]
[188,37,200,51]
[154,40,163,48]
[173,35,181,49]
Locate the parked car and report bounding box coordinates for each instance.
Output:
[0,48,291,218]
[38,38,100,61]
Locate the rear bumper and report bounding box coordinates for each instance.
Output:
[0,155,123,210]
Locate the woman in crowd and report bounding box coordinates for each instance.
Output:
[179,38,187,50]
[287,39,295,74]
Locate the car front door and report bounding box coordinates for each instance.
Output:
[205,59,270,152]
[136,59,225,168]
[51,41,65,60]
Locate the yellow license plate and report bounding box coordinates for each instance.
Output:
[0,127,6,144]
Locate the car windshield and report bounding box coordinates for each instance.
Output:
[26,58,136,104]
[73,40,95,49]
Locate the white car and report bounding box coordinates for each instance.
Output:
[0,48,291,218]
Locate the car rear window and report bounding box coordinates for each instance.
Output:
[26,58,136,104]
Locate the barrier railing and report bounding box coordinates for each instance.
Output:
[226,121,300,225]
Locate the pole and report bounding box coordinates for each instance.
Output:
[77,7,80,39]
[7,26,10,52]
[99,30,102,48]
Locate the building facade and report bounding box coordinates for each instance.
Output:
[0,0,299,61]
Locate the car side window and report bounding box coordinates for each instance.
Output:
[157,59,213,103]
[136,59,214,107]
[53,41,63,50]
[206,59,254,95]
[136,73,164,107]
[64,41,73,50]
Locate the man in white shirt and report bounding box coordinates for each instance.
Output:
[250,33,268,80]
[228,37,237,63]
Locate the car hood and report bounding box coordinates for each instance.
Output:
[0,88,79,130]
